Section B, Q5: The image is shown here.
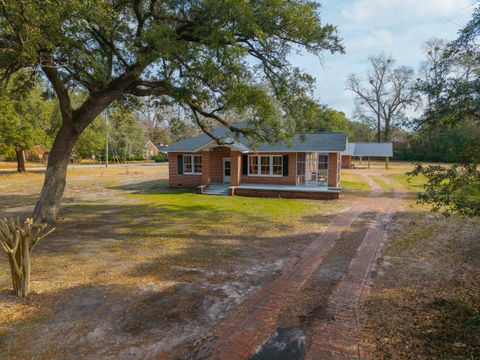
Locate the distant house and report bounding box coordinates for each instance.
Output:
[341,142,393,169]
[166,123,348,199]
[145,141,159,160]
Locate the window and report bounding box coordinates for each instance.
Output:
[183,154,202,174]
[318,154,328,186]
[318,154,328,170]
[296,153,306,184]
[249,156,259,174]
[248,155,283,176]
[261,156,270,175]
[272,156,283,175]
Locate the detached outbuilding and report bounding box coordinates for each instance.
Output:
[341,142,393,169]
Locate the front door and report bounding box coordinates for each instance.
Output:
[223,158,231,183]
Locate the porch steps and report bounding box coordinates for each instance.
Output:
[203,184,229,196]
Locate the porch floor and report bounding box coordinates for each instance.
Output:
[202,183,341,197]
[232,183,341,193]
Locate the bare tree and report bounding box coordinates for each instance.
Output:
[347,54,420,142]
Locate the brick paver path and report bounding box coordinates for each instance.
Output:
[204,175,403,360]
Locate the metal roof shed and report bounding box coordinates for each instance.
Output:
[353,142,393,157]
[342,142,393,169]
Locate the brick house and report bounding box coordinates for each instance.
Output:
[167,125,347,199]
[145,140,159,160]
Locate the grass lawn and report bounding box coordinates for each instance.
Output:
[340,173,370,192]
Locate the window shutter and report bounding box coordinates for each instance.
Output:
[178,155,183,174]
[242,154,248,175]
[283,155,289,176]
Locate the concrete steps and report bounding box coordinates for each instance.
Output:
[203,184,229,196]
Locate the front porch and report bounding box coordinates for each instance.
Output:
[199,183,341,200]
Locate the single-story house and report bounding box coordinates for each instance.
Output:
[341,142,393,169]
[166,125,348,199]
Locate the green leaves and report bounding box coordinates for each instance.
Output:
[408,163,480,217]
[1,0,344,144]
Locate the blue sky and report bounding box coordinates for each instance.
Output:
[292,0,476,118]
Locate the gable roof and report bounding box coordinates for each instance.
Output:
[166,124,348,153]
[343,142,393,157]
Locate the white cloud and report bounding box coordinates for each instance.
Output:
[289,0,476,118]
[342,0,472,23]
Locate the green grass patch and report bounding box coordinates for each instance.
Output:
[370,176,391,191]
[340,173,370,192]
[340,180,370,192]
[389,173,427,192]
[135,191,333,223]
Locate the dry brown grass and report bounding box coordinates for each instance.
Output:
[0,163,351,359]
[363,189,480,358]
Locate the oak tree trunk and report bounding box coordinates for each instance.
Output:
[33,122,81,223]
[16,148,26,173]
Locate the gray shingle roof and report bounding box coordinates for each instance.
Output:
[166,125,348,153]
[344,142,393,157]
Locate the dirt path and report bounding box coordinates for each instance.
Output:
[187,175,404,360]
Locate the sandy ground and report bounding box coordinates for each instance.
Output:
[1,161,476,359]
[0,163,348,359]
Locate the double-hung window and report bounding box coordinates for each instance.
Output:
[248,155,283,176]
[183,155,202,174]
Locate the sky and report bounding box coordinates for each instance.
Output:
[292,0,476,118]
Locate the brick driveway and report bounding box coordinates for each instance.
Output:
[189,175,404,360]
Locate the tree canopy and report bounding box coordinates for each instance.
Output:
[408,8,480,217]
[0,0,344,222]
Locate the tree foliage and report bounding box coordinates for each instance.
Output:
[408,163,480,217]
[0,75,53,171]
[409,9,480,217]
[0,0,344,222]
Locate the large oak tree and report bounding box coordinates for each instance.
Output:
[0,0,343,223]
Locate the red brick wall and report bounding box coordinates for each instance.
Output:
[145,142,159,160]
[209,147,231,183]
[168,152,203,188]
[201,150,211,185]
[230,151,242,186]
[328,152,339,187]
[341,155,351,169]
[231,188,339,200]
[241,153,297,185]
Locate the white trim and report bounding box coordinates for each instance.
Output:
[223,157,231,183]
[183,154,202,175]
[247,155,283,177]
[193,139,249,153]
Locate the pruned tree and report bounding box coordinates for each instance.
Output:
[347,54,420,142]
[0,0,344,223]
[0,218,54,297]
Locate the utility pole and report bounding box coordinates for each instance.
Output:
[105,108,109,168]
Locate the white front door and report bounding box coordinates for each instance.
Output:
[223,158,231,183]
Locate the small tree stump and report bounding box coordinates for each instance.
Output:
[0,217,54,297]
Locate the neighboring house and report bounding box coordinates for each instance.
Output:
[167,124,348,199]
[145,140,159,160]
[341,142,393,169]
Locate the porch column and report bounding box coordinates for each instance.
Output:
[328,152,339,188]
[230,151,242,186]
[201,150,211,185]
